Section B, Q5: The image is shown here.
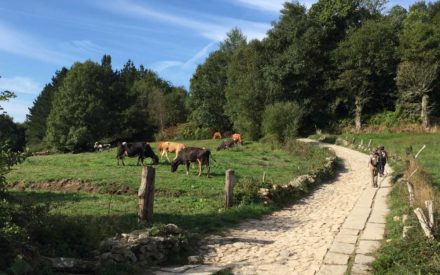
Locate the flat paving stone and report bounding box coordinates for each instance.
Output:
[361,223,385,240]
[334,233,358,244]
[317,264,347,275]
[351,263,372,274]
[354,254,375,265]
[329,242,355,255]
[323,252,350,265]
[357,240,380,255]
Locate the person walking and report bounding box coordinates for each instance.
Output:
[378,145,388,177]
[369,148,380,187]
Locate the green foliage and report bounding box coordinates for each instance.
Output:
[234,177,271,205]
[26,68,68,150]
[261,102,304,142]
[45,61,114,151]
[225,40,267,140]
[188,50,231,132]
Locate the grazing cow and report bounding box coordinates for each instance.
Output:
[231,133,243,145]
[117,142,159,166]
[212,132,222,139]
[171,147,212,177]
[217,139,235,150]
[158,141,186,162]
[94,142,111,152]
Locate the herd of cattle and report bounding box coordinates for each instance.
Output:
[103,133,243,177]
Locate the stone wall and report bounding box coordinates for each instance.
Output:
[258,156,338,205]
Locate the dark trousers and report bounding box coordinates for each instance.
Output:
[378,160,386,175]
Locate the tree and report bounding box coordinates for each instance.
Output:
[189,50,230,131]
[332,19,399,132]
[45,61,113,151]
[396,60,439,128]
[219,28,247,56]
[225,40,268,140]
[26,68,68,149]
[396,2,440,128]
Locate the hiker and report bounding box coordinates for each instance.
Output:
[378,145,388,177]
[368,148,380,188]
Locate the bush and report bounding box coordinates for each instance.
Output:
[261,102,304,142]
[234,177,271,205]
[177,123,212,140]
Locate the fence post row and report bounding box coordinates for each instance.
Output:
[225,169,235,209]
[138,166,155,226]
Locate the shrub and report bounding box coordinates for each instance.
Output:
[261,102,304,142]
[177,123,212,140]
[234,177,271,205]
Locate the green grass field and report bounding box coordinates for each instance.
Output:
[339,132,440,187]
[6,139,332,257]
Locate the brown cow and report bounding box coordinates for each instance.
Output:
[231,133,243,145]
[158,141,186,162]
[212,132,221,139]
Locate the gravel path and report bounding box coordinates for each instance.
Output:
[196,140,391,275]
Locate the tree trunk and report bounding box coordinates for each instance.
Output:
[355,96,363,133]
[421,94,430,129]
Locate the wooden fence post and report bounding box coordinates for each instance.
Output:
[425,200,434,229]
[138,166,155,225]
[225,169,235,208]
[406,181,415,206]
[414,208,434,240]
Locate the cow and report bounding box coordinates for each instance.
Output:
[94,142,111,152]
[231,133,243,145]
[158,141,186,162]
[212,132,222,139]
[171,147,212,177]
[116,142,159,166]
[217,139,235,150]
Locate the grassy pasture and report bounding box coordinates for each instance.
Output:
[6,139,332,257]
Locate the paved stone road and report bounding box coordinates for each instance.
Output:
[156,141,392,275]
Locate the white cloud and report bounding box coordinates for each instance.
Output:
[0,21,74,65]
[0,76,41,95]
[152,41,217,72]
[95,0,271,42]
[68,40,108,54]
[233,0,286,12]
[151,61,184,72]
[183,42,217,68]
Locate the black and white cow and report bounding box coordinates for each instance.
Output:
[116,142,159,166]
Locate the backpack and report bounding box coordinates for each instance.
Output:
[370,154,379,167]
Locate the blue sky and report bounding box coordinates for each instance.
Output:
[0,0,422,122]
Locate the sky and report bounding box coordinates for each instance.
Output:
[0,0,422,122]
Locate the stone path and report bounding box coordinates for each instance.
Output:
[155,140,392,275]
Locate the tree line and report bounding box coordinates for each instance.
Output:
[5,0,440,152]
[188,0,440,141]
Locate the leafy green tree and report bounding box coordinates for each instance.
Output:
[26,68,68,149]
[189,50,230,131]
[396,60,439,128]
[225,40,268,140]
[397,2,440,127]
[188,29,246,133]
[45,61,113,151]
[332,19,399,132]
